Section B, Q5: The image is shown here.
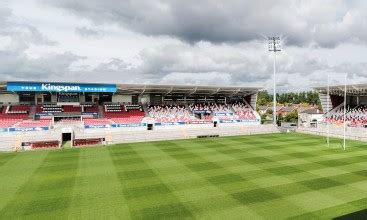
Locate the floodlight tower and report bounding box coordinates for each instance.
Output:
[327,73,330,147]
[343,74,347,150]
[268,37,281,126]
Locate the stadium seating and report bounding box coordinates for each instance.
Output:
[148,105,197,123]
[36,104,81,113]
[37,104,63,113]
[104,104,123,112]
[82,104,98,113]
[14,119,51,128]
[189,103,232,114]
[189,102,257,121]
[57,118,81,124]
[63,105,81,113]
[73,138,101,146]
[0,102,260,129]
[203,115,213,121]
[110,117,143,124]
[31,141,59,149]
[0,119,21,128]
[232,102,257,120]
[84,118,113,126]
[0,105,30,128]
[325,105,367,126]
[104,104,145,124]
[7,105,30,114]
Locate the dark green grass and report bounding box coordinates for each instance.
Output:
[0,133,366,219]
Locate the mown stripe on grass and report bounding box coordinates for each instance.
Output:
[150,141,263,219]
[162,140,308,218]
[68,147,131,219]
[158,141,269,200]
[108,144,193,220]
[169,137,367,217]
[0,150,81,219]
[0,152,48,213]
[289,198,367,220]
[0,153,17,167]
[0,133,366,219]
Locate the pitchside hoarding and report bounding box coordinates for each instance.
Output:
[6,82,117,93]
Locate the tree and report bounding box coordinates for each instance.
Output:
[256,90,272,106]
[284,110,298,123]
[277,114,284,126]
[260,114,267,124]
[257,90,320,107]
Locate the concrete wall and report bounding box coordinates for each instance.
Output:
[0,94,19,104]
[51,94,57,103]
[35,93,43,104]
[79,94,85,103]
[74,124,279,146]
[112,95,132,103]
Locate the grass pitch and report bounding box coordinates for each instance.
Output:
[0,133,366,219]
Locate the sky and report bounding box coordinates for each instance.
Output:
[1,0,367,92]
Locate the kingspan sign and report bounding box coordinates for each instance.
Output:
[6,82,117,93]
[41,84,82,92]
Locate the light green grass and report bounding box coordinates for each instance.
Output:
[0,133,366,219]
[62,141,72,149]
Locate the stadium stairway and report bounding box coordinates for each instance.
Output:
[242,100,261,120]
[324,102,344,118]
[229,105,237,114]
[319,93,332,113]
[28,106,36,119]
[184,103,196,117]
[141,103,149,117]
[98,105,104,118]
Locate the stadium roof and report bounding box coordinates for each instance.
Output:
[314,84,367,96]
[116,84,261,96]
[0,81,262,96]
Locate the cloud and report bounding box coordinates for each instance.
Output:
[0,7,56,49]
[0,49,85,81]
[43,0,367,47]
[0,6,84,81]
[1,1,366,92]
[75,26,103,38]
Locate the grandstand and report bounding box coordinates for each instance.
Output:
[0,81,269,151]
[297,84,367,140]
[313,84,367,126]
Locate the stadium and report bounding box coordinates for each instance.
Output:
[0,80,367,219]
[0,81,271,150]
[1,1,367,219]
